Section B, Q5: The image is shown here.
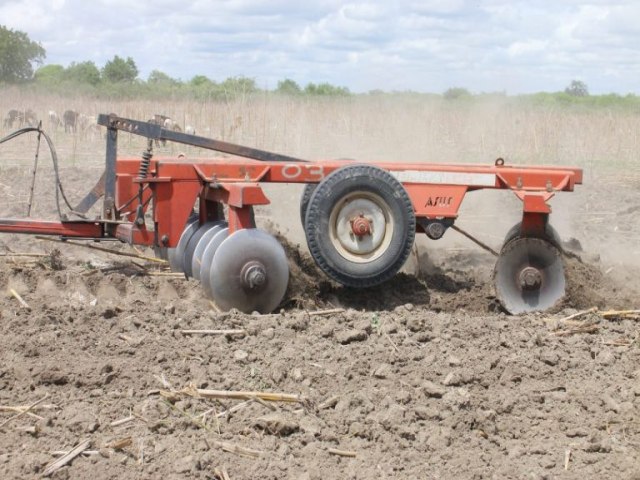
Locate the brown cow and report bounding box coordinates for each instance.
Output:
[63,110,80,133]
[3,109,37,129]
[148,114,178,146]
[2,110,19,128]
[163,118,182,132]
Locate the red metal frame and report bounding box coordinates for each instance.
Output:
[110,157,582,246]
[0,154,583,247]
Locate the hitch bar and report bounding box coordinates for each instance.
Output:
[97,114,308,164]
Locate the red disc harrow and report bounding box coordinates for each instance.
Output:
[0,114,583,314]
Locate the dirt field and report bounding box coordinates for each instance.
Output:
[0,97,639,479]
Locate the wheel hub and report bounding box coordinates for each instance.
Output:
[330,195,391,262]
[241,261,267,289]
[351,215,372,236]
[519,266,542,290]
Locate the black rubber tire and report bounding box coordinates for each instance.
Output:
[300,159,353,226]
[299,183,317,227]
[503,222,562,250]
[304,164,416,288]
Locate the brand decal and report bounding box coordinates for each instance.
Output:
[425,196,453,207]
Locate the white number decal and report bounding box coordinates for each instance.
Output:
[282,164,325,180]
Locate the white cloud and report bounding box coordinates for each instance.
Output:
[0,0,638,93]
[507,40,549,57]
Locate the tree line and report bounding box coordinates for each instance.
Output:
[0,25,351,99]
[34,57,352,99]
[1,24,639,107]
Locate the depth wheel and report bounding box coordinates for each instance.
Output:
[494,237,565,314]
[209,229,289,313]
[305,164,415,288]
[190,221,227,281]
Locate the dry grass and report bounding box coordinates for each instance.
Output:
[1,88,638,174]
[0,88,637,235]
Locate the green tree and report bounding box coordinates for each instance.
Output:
[102,55,138,83]
[304,82,350,96]
[34,64,64,85]
[148,69,178,85]
[564,80,589,97]
[190,75,214,87]
[220,76,257,94]
[64,61,100,85]
[443,87,471,100]
[276,79,302,95]
[0,25,46,82]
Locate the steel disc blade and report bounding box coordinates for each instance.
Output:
[209,229,289,314]
[191,222,227,281]
[168,218,199,273]
[494,237,565,314]
[183,221,224,278]
[200,228,229,298]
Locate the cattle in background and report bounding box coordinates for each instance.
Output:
[148,114,168,147]
[163,118,182,132]
[48,110,62,130]
[3,109,38,129]
[148,114,182,146]
[63,110,80,133]
[79,114,99,138]
[149,114,169,125]
[2,110,19,128]
[79,114,94,131]
[24,109,38,126]
[185,125,196,135]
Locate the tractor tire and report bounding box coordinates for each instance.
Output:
[304,164,415,288]
[299,183,317,227]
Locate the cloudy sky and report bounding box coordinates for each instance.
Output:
[1,0,638,94]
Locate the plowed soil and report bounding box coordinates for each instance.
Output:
[0,159,639,480]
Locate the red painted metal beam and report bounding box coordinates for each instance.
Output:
[0,220,103,237]
[116,157,582,192]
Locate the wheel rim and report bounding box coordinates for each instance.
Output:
[328,191,394,263]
